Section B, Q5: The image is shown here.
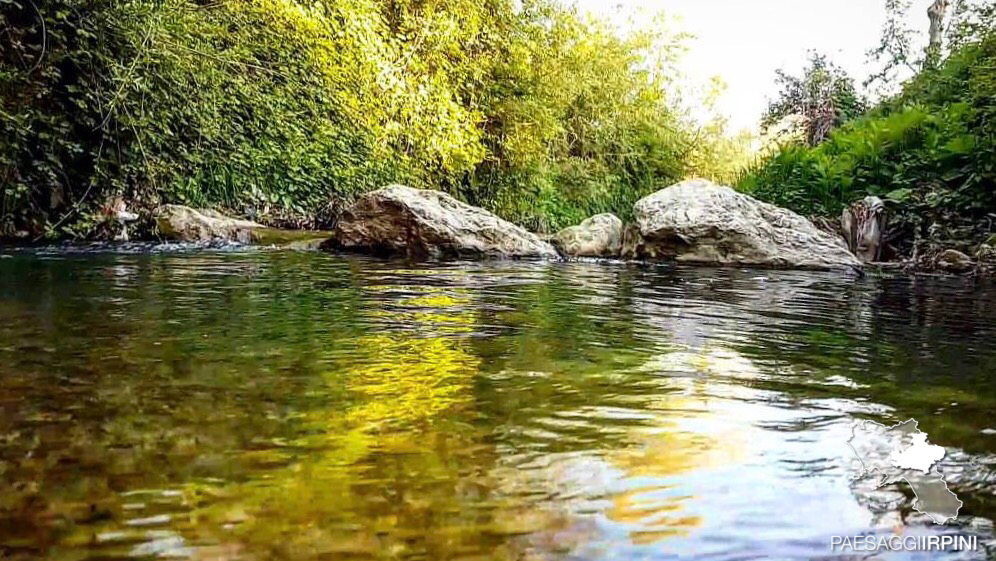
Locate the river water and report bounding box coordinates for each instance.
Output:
[0,248,994,560]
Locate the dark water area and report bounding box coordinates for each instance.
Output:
[1,248,995,560]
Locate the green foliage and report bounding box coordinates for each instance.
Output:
[1,0,708,238]
[454,9,695,230]
[947,0,996,48]
[866,0,920,89]
[1,0,406,237]
[741,30,996,254]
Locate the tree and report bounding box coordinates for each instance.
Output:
[761,52,866,147]
[868,0,992,85]
[925,0,950,68]
[1,0,705,238]
[945,0,996,49]
[866,0,918,90]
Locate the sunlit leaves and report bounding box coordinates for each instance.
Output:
[1,0,723,237]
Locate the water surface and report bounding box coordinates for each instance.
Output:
[1,250,995,560]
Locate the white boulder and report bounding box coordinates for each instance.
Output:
[331,185,558,259]
[156,205,262,243]
[623,179,861,270]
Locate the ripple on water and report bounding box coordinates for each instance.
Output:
[0,251,994,560]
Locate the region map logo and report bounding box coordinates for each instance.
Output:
[847,418,961,524]
[829,418,981,554]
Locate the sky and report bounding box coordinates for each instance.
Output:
[574,0,934,131]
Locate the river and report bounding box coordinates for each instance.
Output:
[0,248,994,560]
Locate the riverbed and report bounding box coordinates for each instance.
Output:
[0,248,994,560]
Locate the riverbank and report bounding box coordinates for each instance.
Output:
[5,180,993,275]
[145,181,864,271]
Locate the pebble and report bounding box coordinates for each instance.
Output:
[125,514,172,527]
[981,428,996,435]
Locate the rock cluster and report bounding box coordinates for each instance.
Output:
[157,180,866,271]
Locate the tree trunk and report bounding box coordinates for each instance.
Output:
[841,196,886,263]
[925,0,948,68]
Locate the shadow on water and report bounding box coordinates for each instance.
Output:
[0,248,994,560]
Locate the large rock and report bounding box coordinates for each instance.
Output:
[936,249,974,273]
[331,185,558,259]
[156,205,262,243]
[156,205,331,247]
[554,213,623,258]
[623,179,861,270]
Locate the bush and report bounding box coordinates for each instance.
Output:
[740,31,996,254]
[1,0,717,238]
[0,0,415,237]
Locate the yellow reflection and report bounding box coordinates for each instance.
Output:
[170,286,487,559]
[602,346,753,544]
[603,426,710,541]
[341,288,477,429]
[640,345,760,381]
[342,335,476,426]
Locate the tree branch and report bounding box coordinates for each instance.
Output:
[25,0,47,75]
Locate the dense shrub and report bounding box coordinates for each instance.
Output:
[1,0,418,237]
[1,0,725,238]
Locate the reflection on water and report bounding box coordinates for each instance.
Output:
[1,250,995,560]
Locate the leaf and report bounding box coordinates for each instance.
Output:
[884,188,913,203]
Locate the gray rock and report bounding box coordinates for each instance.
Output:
[936,249,974,273]
[331,185,558,259]
[623,179,861,270]
[156,205,262,243]
[554,213,623,258]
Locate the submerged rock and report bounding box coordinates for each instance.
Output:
[623,179,861,270]
[155,206,329,248]
[156,205,262,243]
[554,213,623,258]
[251,228,333,250]
[330,185,558,259]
